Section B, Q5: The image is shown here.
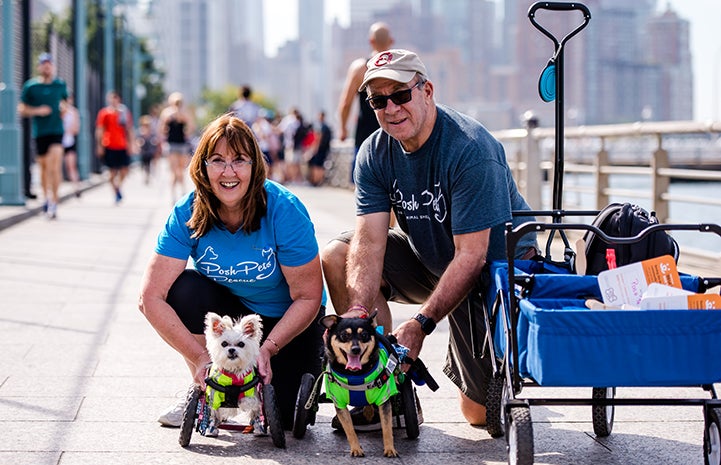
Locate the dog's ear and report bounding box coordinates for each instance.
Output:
[239,314,263,342]
[319,314,339,329]
[368,310,378,321]
[204,312,226,337]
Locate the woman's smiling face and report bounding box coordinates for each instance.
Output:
[205,137,253,209]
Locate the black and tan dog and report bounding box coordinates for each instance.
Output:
[320,313,400,457]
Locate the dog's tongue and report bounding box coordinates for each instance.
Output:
[345,353,362,371]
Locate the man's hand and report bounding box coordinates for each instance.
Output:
[391,318,426,367]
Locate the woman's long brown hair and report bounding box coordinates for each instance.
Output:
[186,113,268,237]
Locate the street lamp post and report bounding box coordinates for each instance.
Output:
[74,0,91,180]
[713,45,721,121]
[104,0,115,96]
[0,0,25,205]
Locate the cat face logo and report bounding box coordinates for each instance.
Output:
[374,51,393,67]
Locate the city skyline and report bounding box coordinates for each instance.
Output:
[264,0,720,122]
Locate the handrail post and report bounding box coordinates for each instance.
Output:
[595,142,609,209]
[523,115,542,209]
[652,143,670,222]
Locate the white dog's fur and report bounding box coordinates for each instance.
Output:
[204,312,263,436]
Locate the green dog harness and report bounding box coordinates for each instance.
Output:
[325,346,399,409]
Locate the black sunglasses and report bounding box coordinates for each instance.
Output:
[366,80,424,110]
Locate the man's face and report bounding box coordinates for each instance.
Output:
[38,60,53,78]
[366,77,432,152]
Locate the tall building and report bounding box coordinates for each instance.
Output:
[151,0,209,104]
[644,5,692,121]
[141,0,694,130]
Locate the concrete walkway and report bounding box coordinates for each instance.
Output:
[0,162,716,465]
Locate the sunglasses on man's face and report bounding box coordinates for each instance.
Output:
[366,81,424,110]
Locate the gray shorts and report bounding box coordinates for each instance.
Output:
[332,228,493,405]
[166,142,190,155]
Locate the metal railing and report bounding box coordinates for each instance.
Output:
[323,120,721,264]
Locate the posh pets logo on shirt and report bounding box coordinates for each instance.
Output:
[196,245,277,283]
[389,180,447,223]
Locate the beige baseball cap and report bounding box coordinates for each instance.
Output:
[358,49,428,92]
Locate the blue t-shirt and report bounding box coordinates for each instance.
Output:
[155,180,320,318]
[355,105,537,277]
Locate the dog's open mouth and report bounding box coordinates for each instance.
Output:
[344,352,363,371]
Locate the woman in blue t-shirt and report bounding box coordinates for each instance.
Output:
[139,114,324,430]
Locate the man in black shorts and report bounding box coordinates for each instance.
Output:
[322,49,538,430]
[18,53,68,219]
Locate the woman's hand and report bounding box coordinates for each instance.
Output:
[257,345,275,384]
[190,352,212,388]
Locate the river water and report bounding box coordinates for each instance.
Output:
[551,175,721,254]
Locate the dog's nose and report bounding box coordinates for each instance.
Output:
[228,348,236,357]
[351,344,361,355]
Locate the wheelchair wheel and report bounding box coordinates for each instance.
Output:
[486,374,507,438]
[399,378,419,439]
[179,385,202,447]
[262,384,286,448]
[292,373,316,439]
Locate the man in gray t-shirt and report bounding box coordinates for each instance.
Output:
[321,49,537,430]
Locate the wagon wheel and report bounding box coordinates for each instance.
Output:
[507,405,534,465]
[399,378,420,439]
[179,385,202,447]
[486,374,507,438]
[292,373,316,439]
[704,407,721,465]
[262,384,286,448]
[591,387,615,437]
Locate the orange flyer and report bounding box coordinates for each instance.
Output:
[640,256,681,288]
[598,255,680,306]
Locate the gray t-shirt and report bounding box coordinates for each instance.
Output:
[355,105,536,277]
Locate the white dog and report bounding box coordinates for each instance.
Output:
[203,312,263,437]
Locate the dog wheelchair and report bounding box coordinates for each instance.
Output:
[178,367,286,448]
[291,331,439,440]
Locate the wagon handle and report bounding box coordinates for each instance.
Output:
[527,2,591,216]
[529,2,591,55]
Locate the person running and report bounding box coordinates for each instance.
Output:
[18,53,68,219]
[95,90,135,203]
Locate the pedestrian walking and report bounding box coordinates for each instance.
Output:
[307,111,332,187]
[137,115,162,184]
[159,92,195,201]
[62,92,82,197]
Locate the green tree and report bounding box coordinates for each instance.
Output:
[52,1,165,115]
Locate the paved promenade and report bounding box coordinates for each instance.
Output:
[0,163,716,465]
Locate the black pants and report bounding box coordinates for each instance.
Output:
[167,269,325,429]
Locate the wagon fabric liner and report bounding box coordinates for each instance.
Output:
[489,260,720,387]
